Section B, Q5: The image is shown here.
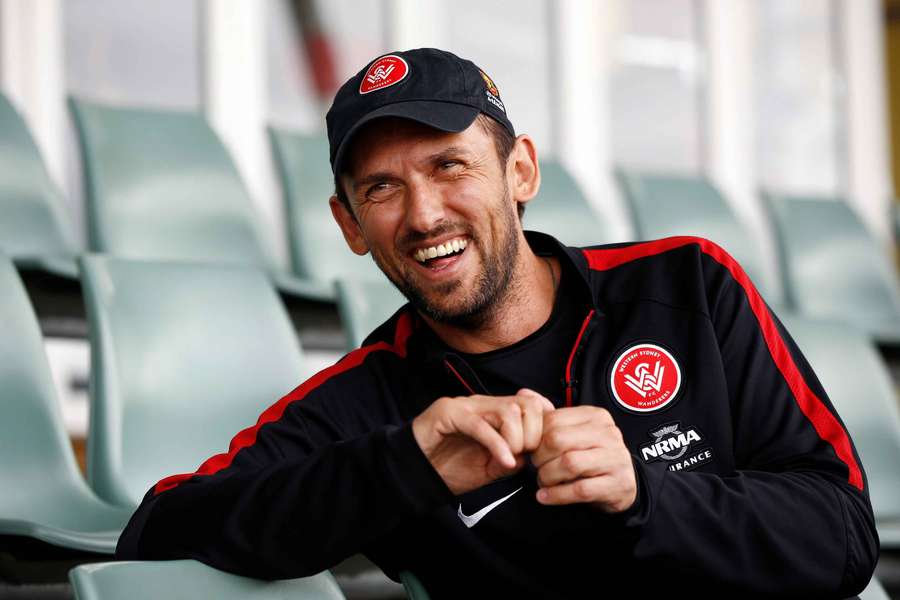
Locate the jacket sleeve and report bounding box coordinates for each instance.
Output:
[115,353,453,579]
[607,247,880,597]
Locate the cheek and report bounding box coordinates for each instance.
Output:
[358,207,404,253]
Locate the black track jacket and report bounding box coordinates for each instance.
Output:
[117,232,879,599]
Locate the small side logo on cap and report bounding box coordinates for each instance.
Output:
[479,70,505,113]
[609,343,682,413]
[360,55,409,95]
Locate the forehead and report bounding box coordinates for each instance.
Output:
[344,117,493,178]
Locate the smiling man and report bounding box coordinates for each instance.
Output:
[117,49,878,598]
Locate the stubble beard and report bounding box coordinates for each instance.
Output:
[374,185,522,330]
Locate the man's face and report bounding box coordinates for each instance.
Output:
[332,118,523,328]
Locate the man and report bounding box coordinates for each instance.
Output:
[117,48,878,598]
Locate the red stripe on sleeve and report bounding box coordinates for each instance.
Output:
[583,237,864,491]
[153,311,415,495]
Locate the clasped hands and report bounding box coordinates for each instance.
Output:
[412,389,637,513]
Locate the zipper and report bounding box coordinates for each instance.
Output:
[564,309,596,407]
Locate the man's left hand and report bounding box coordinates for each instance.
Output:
[532,406,637,513]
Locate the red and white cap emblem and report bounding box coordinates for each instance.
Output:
[610,343,682,413]
[359,55,409,94]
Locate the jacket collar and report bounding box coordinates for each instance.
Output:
[523,230,596,310]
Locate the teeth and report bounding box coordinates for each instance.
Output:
[413,237,469,263]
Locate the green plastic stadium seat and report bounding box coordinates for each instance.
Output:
[69,560,344,600]
[765,193,900,345]
[0,93,78,278]
[68,99,332,301]
[524,160,610,246]
[615,169,777,304]
[859,576,891,600]
[0,256,130,553]
[268,128,382,283]
[780,315,900,548]
[80,256,307,507]
[399,570,431,600]
[334,278,406,350]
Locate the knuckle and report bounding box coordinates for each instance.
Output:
[543,410,558,427]
[561,451,580,473]
[610,426,624,444]
[434,396,453,413]
[594,407,613,425]
[573,479,593,501]
[545,430,565,450]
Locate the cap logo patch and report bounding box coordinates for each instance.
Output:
[479,69,506,113]
[610,343,682,413]
[359,55,409,94]
[480,70,500,97]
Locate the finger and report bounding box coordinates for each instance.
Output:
[498,402,524,456]
[516,391,548,452]
[472,395,534,456]
[516,388,555,412]
[456,410,516,469]
[543,405,613,430]
[536,475,614,506]
[537,448,611,487]
[532,425,615,468]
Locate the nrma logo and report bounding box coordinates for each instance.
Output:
[640,422,702,463]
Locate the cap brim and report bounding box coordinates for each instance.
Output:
[332,101,480,174]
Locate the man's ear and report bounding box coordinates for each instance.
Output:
[508,134,540,206]
[329,196,370,256]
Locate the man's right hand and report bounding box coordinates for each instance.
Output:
[412,389,555,495]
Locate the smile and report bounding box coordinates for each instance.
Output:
[412,237,468,263]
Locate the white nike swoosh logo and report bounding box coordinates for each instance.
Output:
[457,486,523,529]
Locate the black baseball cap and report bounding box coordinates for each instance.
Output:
[326,48,515,175]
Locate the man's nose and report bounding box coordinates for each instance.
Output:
[404,180,446,232]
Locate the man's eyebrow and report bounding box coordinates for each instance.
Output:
[427,146,470,162]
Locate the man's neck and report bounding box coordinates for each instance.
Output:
[421,238,559,354]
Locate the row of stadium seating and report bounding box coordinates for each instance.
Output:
[4,253,898,597]
[3,93,900,349]
[0,254,429,598]
[3,252,898,596]
[2,92,900,597]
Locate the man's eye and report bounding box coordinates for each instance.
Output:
[440,160,460,170]
[363,182,395,202]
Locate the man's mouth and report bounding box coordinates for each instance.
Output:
[412,237,469,265]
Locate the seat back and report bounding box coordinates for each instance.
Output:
[0,255,97,523]
[616,169,774,301]
[81,256,306,506]
[766,193,900,342]
[70,99,272,267]
[268,128,381,282]
[335,278,407,350]
[524,160,610,246]
[70,560,344,600]
[780,315,900,523]
[859,576,891,600]
[0,93,76,259]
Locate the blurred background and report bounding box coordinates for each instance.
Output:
[6,0,895,423]
[3,0,900,598]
